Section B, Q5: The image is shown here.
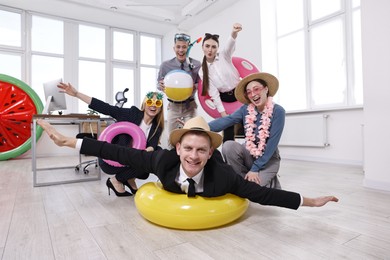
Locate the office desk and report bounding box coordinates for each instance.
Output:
[32,114,104,187]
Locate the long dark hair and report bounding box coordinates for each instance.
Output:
[201,33,219,96]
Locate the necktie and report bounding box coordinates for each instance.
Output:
[180,62,185,70]
[186,178,196,197]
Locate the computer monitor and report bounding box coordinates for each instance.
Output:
[42,78,67,114]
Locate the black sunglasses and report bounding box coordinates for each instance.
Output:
[205,33,220,40]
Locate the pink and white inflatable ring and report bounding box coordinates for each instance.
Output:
[198,57,259,118]
[98,122,146,167]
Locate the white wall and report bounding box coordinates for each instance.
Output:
[361,0,390,191]
[280,109,364,166]
[161,0,262,77]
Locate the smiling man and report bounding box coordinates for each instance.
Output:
[157,33,201,135]
[38,116,338,209]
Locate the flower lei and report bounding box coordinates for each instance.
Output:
[244,97,274,158]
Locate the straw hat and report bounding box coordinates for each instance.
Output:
[169,116,222,149]
[234,72,279,104]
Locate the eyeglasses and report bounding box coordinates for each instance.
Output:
[204,33,219,40]
[175,33,191,43]
[146,99,163,108]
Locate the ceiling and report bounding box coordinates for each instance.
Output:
[0,0,238,34]
[56,0,233,29]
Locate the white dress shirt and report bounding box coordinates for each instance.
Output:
[176,164,204,194]
[198,36,241,113]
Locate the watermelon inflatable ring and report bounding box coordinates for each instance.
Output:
[0,74,44,160]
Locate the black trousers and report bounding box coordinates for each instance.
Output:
[220,90,237,143]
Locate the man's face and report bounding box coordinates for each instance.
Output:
[176,132,213,178]
[173,40,189,63]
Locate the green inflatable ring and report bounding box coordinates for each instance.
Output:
[0,74,44,160]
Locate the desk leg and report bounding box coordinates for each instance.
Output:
[32,118,102,187]
[32,118,38,187]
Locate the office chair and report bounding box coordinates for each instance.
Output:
[75,131,98,174]
[115,88,129,108]
[74,88,129,174]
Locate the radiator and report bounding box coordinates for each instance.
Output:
[279,114,329,147]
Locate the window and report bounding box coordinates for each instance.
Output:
[0,9,22,79]
[31,15,64,105]
[113,30,134,61]
[140,34,161,66]
[31,55,64,101]
[140,67,159,100]
[78,60,106,112]
[0,7,162,114]
[111,29,135,107]
[0,9,21,47]
[79,24,105,59]
[78,24,106,112]
[261,0,362,111]
[0,53,21,79]
[139,34,161,102]
[31,16,63,54]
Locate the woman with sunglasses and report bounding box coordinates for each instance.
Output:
[57,82,164,197]
[199,23,243,142]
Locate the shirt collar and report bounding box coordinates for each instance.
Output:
[178,164,203,184]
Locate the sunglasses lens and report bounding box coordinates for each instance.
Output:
[155,100,162,107]
[146,99,153,106]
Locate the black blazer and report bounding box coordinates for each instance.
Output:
[81,138,301,210]
[89,98,162,149]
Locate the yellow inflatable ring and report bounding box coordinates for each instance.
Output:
[134,182,249,230]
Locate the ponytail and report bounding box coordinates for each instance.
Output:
[201,56,209,96]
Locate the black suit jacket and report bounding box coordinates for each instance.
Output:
[81,138,301,210]
[89,98,162,148]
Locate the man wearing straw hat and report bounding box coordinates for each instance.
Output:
[209,72,284,189]
[37,116,338,209]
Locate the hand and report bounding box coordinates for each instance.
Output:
[244,171,260,184]
[175,117,185,128]
[158,79,166,92]
[145,146,154,152]
[221,111,228,117]
[232,23,242,33]
[58,82,78,97]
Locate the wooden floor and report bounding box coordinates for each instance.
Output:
[1,157,390,260]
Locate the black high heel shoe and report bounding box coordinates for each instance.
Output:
[106,178,132,197]
[122,181,138,195]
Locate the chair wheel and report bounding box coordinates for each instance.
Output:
[75,166,80,172]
